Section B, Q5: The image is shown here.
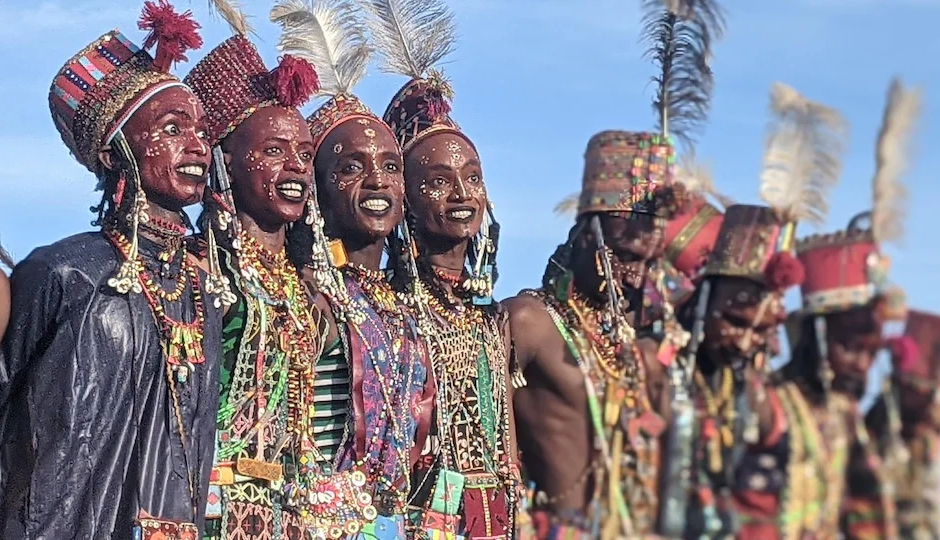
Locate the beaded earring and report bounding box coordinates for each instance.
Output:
[107,133,147,295]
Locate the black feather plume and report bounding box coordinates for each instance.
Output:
[641,0,726,152]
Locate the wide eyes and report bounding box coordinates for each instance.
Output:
[300,151,313,162]
[467,174,481,184]
[341,162,363,175]
[432,177,447,187]
[197,130,208,140]
[163,123,181,136]
[385,162,400,173]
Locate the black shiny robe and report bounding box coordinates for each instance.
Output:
[0,232,221,539]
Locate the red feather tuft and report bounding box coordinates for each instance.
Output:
[271,55,320,109]
[763,251,805,291]
[426,92,452,123]
[138,0,203,73]
[887,335,920,373]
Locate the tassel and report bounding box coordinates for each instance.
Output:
[425,69,454,122]
[763,251,805,291]
[271,54,320,108]
[138,0,203,73]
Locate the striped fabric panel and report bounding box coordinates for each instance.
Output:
[313,339,350,463]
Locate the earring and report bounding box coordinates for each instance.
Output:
[305,197,316,226]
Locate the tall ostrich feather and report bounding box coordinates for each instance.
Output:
[871,78,922,245]
[358,0,456,78]
[206,0,252,35]
[640,0,727,152]
[271,0,371,97]
[759,82,848,227]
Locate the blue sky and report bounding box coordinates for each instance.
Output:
[0,0,936,379]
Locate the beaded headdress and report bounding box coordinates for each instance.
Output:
[185,0,319,145]
[49,0,201,174]
[664,157,730,279]
[796,79,921,319]
[270,0,387,157]
[704,83,848,293]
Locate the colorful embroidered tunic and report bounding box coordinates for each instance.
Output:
[522,289,661,539]
[407,305,516,539]
[327,272,434,539]
[734,383,851,540]
[205,245,328,540]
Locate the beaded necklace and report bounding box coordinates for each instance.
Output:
[108,229,206,383]
[340,265,420,512]
[694,367,736,474]
[106,226,204,515]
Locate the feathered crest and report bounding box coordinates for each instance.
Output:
[759,82,848,226]
[358,0,456,78]
[270,0,371,97]
[676,153,734,209]
[554,193,580,217]
[641,0,727,152]
[206,0,253,36]
[872,78,922,245]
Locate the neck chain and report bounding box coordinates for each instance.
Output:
[420,272,483,331]
[566,291,627,379]
[694,367,735,474]
[108,229,206,382]
[345,262,398,315]
[432,266,463,288]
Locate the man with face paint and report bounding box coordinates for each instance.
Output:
[504,130,682,538]
[271,2,434,538]
[0,3,225,537]
[867,311,940,539]
[734,79,919,540]
[354,1,522,536]
[183,4,341,538]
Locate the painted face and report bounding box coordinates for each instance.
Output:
[120,85,211,210]
[223,106,314,228]
[825,307,883,398]
[405,132,485,243]
[315,118,404,245]
[703,277,785,364]
[598,213,664,290]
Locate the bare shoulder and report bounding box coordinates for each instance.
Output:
[503,292,566,370]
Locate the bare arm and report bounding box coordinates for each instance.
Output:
[0,270,9,342]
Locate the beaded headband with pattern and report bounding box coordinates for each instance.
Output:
[186,2,319,145]
[383,71,470,155]
[49,0,202,174]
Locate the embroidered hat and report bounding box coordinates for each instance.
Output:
[664,194,723,279]
[49,0,202,173]
[184,35,318,145]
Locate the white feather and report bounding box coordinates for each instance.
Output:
[207,0,253,36]
[271,0,371,97]
[759,82,848,226]
[676,153,733,209]
[872,78,922,245]
[358,0,456,78]
[554,193,580,217]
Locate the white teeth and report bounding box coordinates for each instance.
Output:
[276,182,305,199]
[448,209,472,220]
[177,165,205,176]
[360,198,390,212]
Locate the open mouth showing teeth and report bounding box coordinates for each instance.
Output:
[360,198,391,213]
[176,164,206,178]
[447,209,474,221]
[276,181,306,201]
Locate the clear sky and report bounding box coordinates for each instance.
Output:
[0,0,936,386]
